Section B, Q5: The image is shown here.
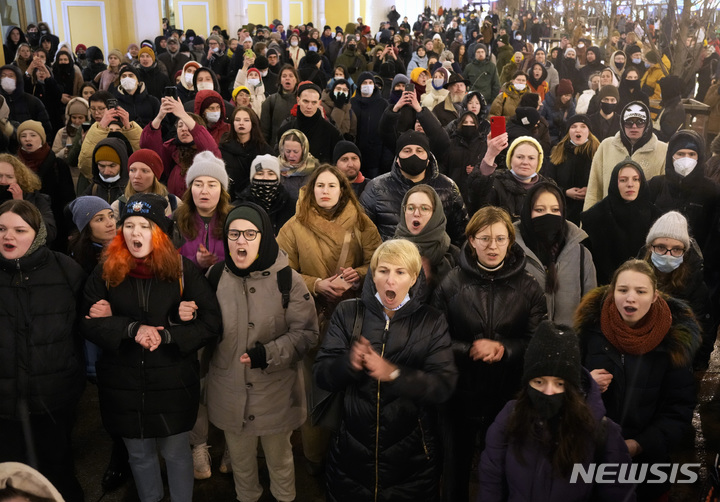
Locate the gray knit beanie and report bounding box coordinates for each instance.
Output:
[185,151,229,190]
[645,211,690,250]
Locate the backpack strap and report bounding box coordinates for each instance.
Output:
[168,193,178,211]
[207,262,224,291]
[277,265,293,309]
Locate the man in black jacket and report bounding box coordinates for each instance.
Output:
[200,35,232,100]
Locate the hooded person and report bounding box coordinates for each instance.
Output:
[617,66,650,111]
[233,66,267,117]
[654,75,685,142]
[235,154,294,234]
[578,47,605,91]
[387,73,409,105]
[608,49,627,79]
[276,128,319,199]
[320,78,357,141]
[421,66,450,110]
[81,46,107,82]
[587,84,621,142]
[0,64,52,139]
[647,129,720,251]
[51,96,90,161]
[84,137,129,204]
[583,100,668,210]
[4,26,27,64]
[445,109,490,201]
[334,35,367,82]
[184,66,235,118]
[406,45,429,77]
[115,63,161,128]
[527,62,549,101]
[580,159,662,284]
[359,129,468,244]
[539,78,576,144]
[194,90,230,145]
[177,60,201,103]
[640,49,672,119]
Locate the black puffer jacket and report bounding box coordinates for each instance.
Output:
[219,139,274,199]
[444,116,490,203]
[80,256,222,438]
[431,242,547,422]
[0,245,86,419]
[467,167,547,219]
[136,62,171,100]
[315,272,458,502]
[359,153,468,245]
[647,129,720,250]
[113,83,160,129]
[576,286,700,499]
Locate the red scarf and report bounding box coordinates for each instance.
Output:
[129,258,154,279]
[18,144,51,173]
[354,171,366,184]
[600,293,672,355]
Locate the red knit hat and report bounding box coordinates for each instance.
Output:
[128,149,164,179]
[556,78,574,97]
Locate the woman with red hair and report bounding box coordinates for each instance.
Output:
[81,193,222,502]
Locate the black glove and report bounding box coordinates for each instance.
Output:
[246,341,268,369]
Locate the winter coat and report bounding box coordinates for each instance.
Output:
[703,81,720,136]
[541,142,594,224]
[478,370,635,502]
[587,110,621,143]
[207,250,318,435]
[94,67,120,92]
[276,108,342,164]
[177,212,226,268]
[431,241,547,422]
[114,83,160,129]
[351,90,393,178]
[467,166,547,220]
[360,154,468,245]
[136,63,171,100]
[25,74,65,136]
[78,122,142,182]
[513,220,596,326]
[157,51,191,82]
[315,273,458,502]
[654,95,685,142]
[432,95,462,127]
[81,256,222,438]
[462,59,500,102]
[320,90,357,140]
[0,246,85,419]
[421,86,448,111]
[219,139,274,199]
[277,201,381,296]
[82,137,129,204]
[0,65,52,138]
[583,132,667,210]
[232,69,266,117]
[647,130,720,250]
[445,119,490,202]
[377,106,450,164]
[139,122,221,198]
[489,82,527,118]
[22,191,56,244]
[539,91,576,144]
[406,52,428,77]
[576,286,700,498]
[495,45,514,79]
[335,47,367,83]
[193,90,231,145]
[200,52,232,100]
[640,55,671,115]
[260,88,298,146]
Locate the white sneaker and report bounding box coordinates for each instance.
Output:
[192,443,212,479]
[219,444,233,474]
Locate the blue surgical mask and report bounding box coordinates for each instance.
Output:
[632,57,642,64]
[651,252,684,273]
[308,45,318,52]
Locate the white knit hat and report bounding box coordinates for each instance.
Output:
[249,154,281,182]
[645,211,690,250]
[185,151,229,190]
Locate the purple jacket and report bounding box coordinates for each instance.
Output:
[477,371,636,502]
[178,212,225,269]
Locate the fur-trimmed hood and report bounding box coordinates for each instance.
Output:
[574,285,701,368]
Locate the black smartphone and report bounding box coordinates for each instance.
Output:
[405,82,415,93]
[164,86,178,99]
[107,98,118,109]
[81,122,91,131]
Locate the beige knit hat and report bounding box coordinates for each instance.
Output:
[17,120,46,144]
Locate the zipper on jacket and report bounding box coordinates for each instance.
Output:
[374,318,390,502]
[204,222,210,249]
[418,418,430,460]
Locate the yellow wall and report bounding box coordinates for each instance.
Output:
[171,0,227,36]
[325,2,352,32]
[289,0,311,25]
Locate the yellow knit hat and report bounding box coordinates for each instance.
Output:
[94,145,122,165]
[507,136,544,172]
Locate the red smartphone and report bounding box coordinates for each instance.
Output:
[490,116,506,138]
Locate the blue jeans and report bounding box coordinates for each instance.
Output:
[123,432,193,502]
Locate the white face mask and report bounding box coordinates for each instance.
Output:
[515,35,522,40]
[184,73,194,85]
[261,69,268,77]
[433,78,445,89]
[514,83,526,91]
[336,36,343,42]
[99,172,121,183]
[121,77,137,91]
[205,110,221,123]
[673,157,697,177]
[1,77,16,93]
[212,47,219,53]
[247,78,260,87]
[196,82,213,91]
[291,40,298,47]
[361,84,374,96]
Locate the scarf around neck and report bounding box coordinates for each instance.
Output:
[600,293,672,355]
[19,144,51,173]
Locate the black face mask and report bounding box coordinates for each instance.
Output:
[531,213,564,243]
[627,79,641,90]
[459,125,477,139]
[332,92,349,106]
[527,386,565,419]
[0,185,13,202]
[250,178,279,208]
[399,154,428,176]
[78,53,86,60]
[615,61,625,71]
[601,101,617,114]
[347,44,357,51]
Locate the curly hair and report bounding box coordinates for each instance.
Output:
[0,154,42,192]
[102,222,182,287]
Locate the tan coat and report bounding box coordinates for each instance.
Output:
[276,202,382,296]
[78,122,142,180]
[206,250,319,436]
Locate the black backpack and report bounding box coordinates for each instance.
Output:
[206,262,292,309]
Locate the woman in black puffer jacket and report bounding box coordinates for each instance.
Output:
[444,110,489,203]
[315,239,458,502]
[0,200,86,502]
[431,206,547,502]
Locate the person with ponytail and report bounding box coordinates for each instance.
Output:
[514,182,596,326]
[575,259,700,501]
[81,193,221,502]
[478,321,634,501]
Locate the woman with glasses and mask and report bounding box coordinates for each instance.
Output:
[431,206,547,502]
[640,211,714,370]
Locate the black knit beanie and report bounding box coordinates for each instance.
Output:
[523,321,581,388]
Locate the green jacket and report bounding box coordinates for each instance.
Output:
[463,59,500,102]
[495,45,515,79]
[334,47,367,83]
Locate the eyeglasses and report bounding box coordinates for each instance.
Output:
[404,204,433,215]
[652,244,685,257]
[623,118,646,128]
[474,235,509,246]
[228,229,260,241]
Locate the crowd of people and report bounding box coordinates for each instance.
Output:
[0,4,719,502]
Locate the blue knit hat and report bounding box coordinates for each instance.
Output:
[68,196,112,231]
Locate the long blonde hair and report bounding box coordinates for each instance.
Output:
[550,130,600,165]
[0,154,42,192]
